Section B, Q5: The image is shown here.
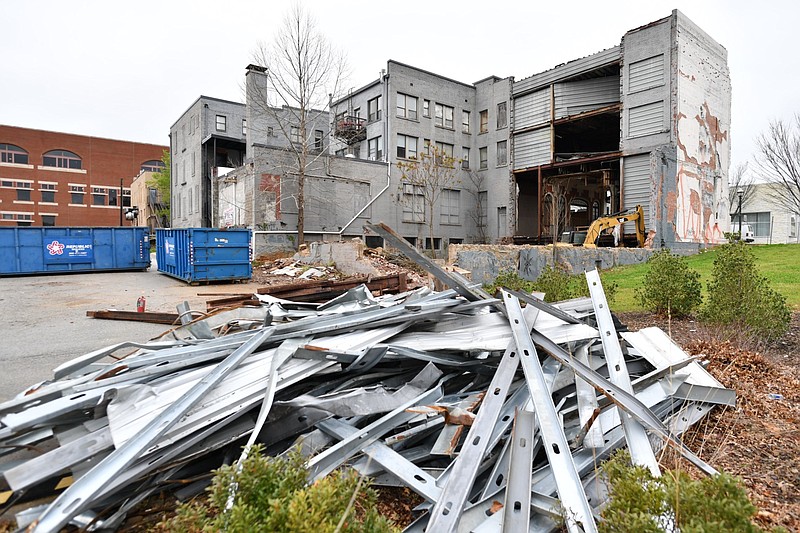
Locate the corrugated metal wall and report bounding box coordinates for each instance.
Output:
[629,54,665,93]
[623,153,651,223]
[554,76,619,118]
[514,88,550,129]
[628,101,664,138]
[514,128,551,170]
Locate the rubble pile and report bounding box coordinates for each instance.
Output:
[0,225,736,533]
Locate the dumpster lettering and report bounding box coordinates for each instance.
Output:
[44,238,93,263]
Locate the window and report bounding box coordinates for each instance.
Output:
[423,99,430,118]
[396,93,418,120]
[216,115,227,131]
[290,126,301,143]
[42,149,81,169]
[424,238,442,250]
[435,103,454,129]
[0,144,29,165]
[478,191,488,229]
[479,146,488,169]
[109,188,119,207]
[188,188,193,215]
[17,221,32,227]
[497,101,508,129]
[242,119,247,136]
[731,211,771,237]
[70,185,85,204]
[396,134,418,159]
[462,147,470,169]
[441,189,460,225]
[402,183,424,222]
[462,111,470,133]
[791,214,798,239]
[368,136,383,161]
[41,215,56,227]
[435,142,454,165]
[17,188,31,201]
[479,110,488,133]
[141,160,164,173]
[267,126,275,137]
[123,188,131,207]
[92,187,106,206]
[41,190,55,203]
[497,140,508,166]
[368,96,382,122]
[314,130,324,151]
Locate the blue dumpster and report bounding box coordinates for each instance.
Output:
[0,227,150,276]
[156,228,252,283]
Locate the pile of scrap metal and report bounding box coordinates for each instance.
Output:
[0,224,734,533]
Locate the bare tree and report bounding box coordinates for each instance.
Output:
[465,170,488,244]
[727,162,756,213]
[754,114,800,214]
[250,4,348,247]
[396,145,461,258]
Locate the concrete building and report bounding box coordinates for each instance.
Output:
[732,183,800,244]
[169,96,247,228]
[176,10,730,253]
[330,61,514,251]
[513,10,731,250]
[0,124,166,227]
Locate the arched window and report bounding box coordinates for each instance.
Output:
[0,144,29,165]
[141,159,165,173]
[43,149,82,170]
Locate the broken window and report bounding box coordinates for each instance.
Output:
[479,110,488,133]
[497,101,507,129]
[440,188,460,225]
[496,140,507,166]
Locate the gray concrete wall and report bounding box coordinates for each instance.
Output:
[448,243,657,285]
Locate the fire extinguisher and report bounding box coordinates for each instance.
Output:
[137,295,146,313]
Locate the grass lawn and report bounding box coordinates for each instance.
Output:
[602,243,800,312]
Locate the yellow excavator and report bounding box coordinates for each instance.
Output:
[583,205,646,248]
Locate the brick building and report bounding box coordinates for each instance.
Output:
[0,125,167,227]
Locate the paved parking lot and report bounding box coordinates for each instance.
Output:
[0,263,262,401]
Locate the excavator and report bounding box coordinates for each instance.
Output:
[581,205,646,248]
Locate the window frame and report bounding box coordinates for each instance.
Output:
[497,101,508,129]
[479,110,488,134]
[368,96,382,122]
[496,140,508,166]
[396,134,418,160]
[396,93,418,120]
[42,149,82,170]
[215,114,227,132]
[368,136,384,161]
[440,188,460,225]
[423,99,430,118]
[402,183,425,223]
[462,110,470,134]
[462,146,470,169]
[435,103,454,129]
[0,143,29,165]
[479,146,488,169]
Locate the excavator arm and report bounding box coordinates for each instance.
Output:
[583,205,645,248]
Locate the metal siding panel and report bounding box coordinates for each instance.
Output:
[514,89,550,129]
[623,154,651,222]
[628,101,664,138]
[514,129,551,169]
[513,46,621,95]
[553,77,619,119]
[629,55,665,93]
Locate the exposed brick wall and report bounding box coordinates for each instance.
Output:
[0,125,167,226]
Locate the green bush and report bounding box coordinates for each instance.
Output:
[485,266,618,304]
[599,450,782,533]
[158,446,397,533]
[699,242,791,342]
[634,249,702,317]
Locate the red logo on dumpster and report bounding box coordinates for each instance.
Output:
[47,240,65,255]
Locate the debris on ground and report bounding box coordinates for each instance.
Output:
[0,224,739,532]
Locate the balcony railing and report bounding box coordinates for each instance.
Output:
[333,116,367,145]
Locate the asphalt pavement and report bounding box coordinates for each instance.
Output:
[0,258,263,401]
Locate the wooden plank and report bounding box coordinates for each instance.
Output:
[86,310,179,325]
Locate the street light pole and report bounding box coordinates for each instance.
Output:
[737,188,743,237]
[119,178,124,226]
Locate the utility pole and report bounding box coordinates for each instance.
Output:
[737,188,743,237]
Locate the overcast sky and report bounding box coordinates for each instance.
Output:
[3,0,797,171]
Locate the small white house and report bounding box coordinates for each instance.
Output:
[731,183,800,244]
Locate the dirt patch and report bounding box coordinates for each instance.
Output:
[619,311,800,531]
